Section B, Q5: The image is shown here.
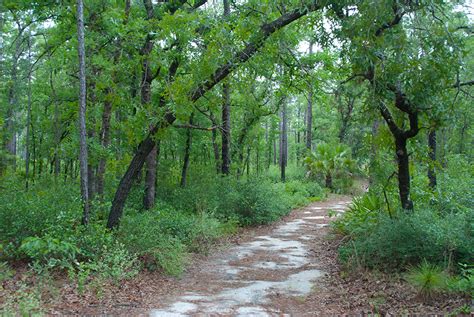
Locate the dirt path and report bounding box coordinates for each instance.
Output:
[149,196,352,316]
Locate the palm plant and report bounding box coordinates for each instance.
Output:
[304,142,355,189]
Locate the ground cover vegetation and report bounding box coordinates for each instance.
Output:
[0,0,472,313]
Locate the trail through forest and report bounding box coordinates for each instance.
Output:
[149,196,352,316]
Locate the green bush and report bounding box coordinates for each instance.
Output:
[157,176,318,227]
[117,207,230,275]
[332,192,383,235]
[80,243,140,284]
[447,263,474,296]
[0,261,14,282]
[217,179,291,225]
[20,235,80,270]
[117,210,189,276]
[0,177,81,260]
[337,207,473,271]
[265,164,307,183]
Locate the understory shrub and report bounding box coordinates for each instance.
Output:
[447,263,474,296]
[117,208,229,275]
[336,154,473,274]
[0,177,81,260]
[266,164,307,182]
[158,176,323,226]
[226,180,290,225]
[20,235,81,271]
[337,205,473,271]
[80,243,140,283]
[332,192,383,235]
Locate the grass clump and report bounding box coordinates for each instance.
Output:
[405,261,449,299]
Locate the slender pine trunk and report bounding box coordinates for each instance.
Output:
[77,0,90,225]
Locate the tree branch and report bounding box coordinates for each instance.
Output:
[451,80,474,88]
[189,1,323,102]
[173,124,217,131]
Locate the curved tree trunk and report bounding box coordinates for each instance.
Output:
[180,114,194,187]
[107,128,159,228]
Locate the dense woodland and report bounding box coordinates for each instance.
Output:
[0,0,473,314]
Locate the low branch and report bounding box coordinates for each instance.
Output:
[378,101,403,137]
[451,80,474,88]
[173,124,218,131]
[340,73,366,85]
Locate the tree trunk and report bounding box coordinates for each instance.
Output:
[221,0,231,175]
[256,138,260,175]
[143,144,157,208]
[141,0,158,209]
[325,172,332,189]
[96,96,112,198]
[428,129,437,189]
[181,115,194,187]
[50,57,61,179]
[107,130,158,228]
[280,98,287,182]
[395,137,413,210]
[273,136,277,165]
[221,83,231,175]
[4,28,21,172]
[87,121,96,200]
[246,146,250,177]
[265,121,271,169]
[77,0,90,225]
[25,35,33,189]
[96,1,129,197]
[142,104,157,210]
[210,111,220,173]
[305,42,314,151]
[88,165,96,201]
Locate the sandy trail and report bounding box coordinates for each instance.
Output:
[149,196,352,316]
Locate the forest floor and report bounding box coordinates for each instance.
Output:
[6,195,468,315]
